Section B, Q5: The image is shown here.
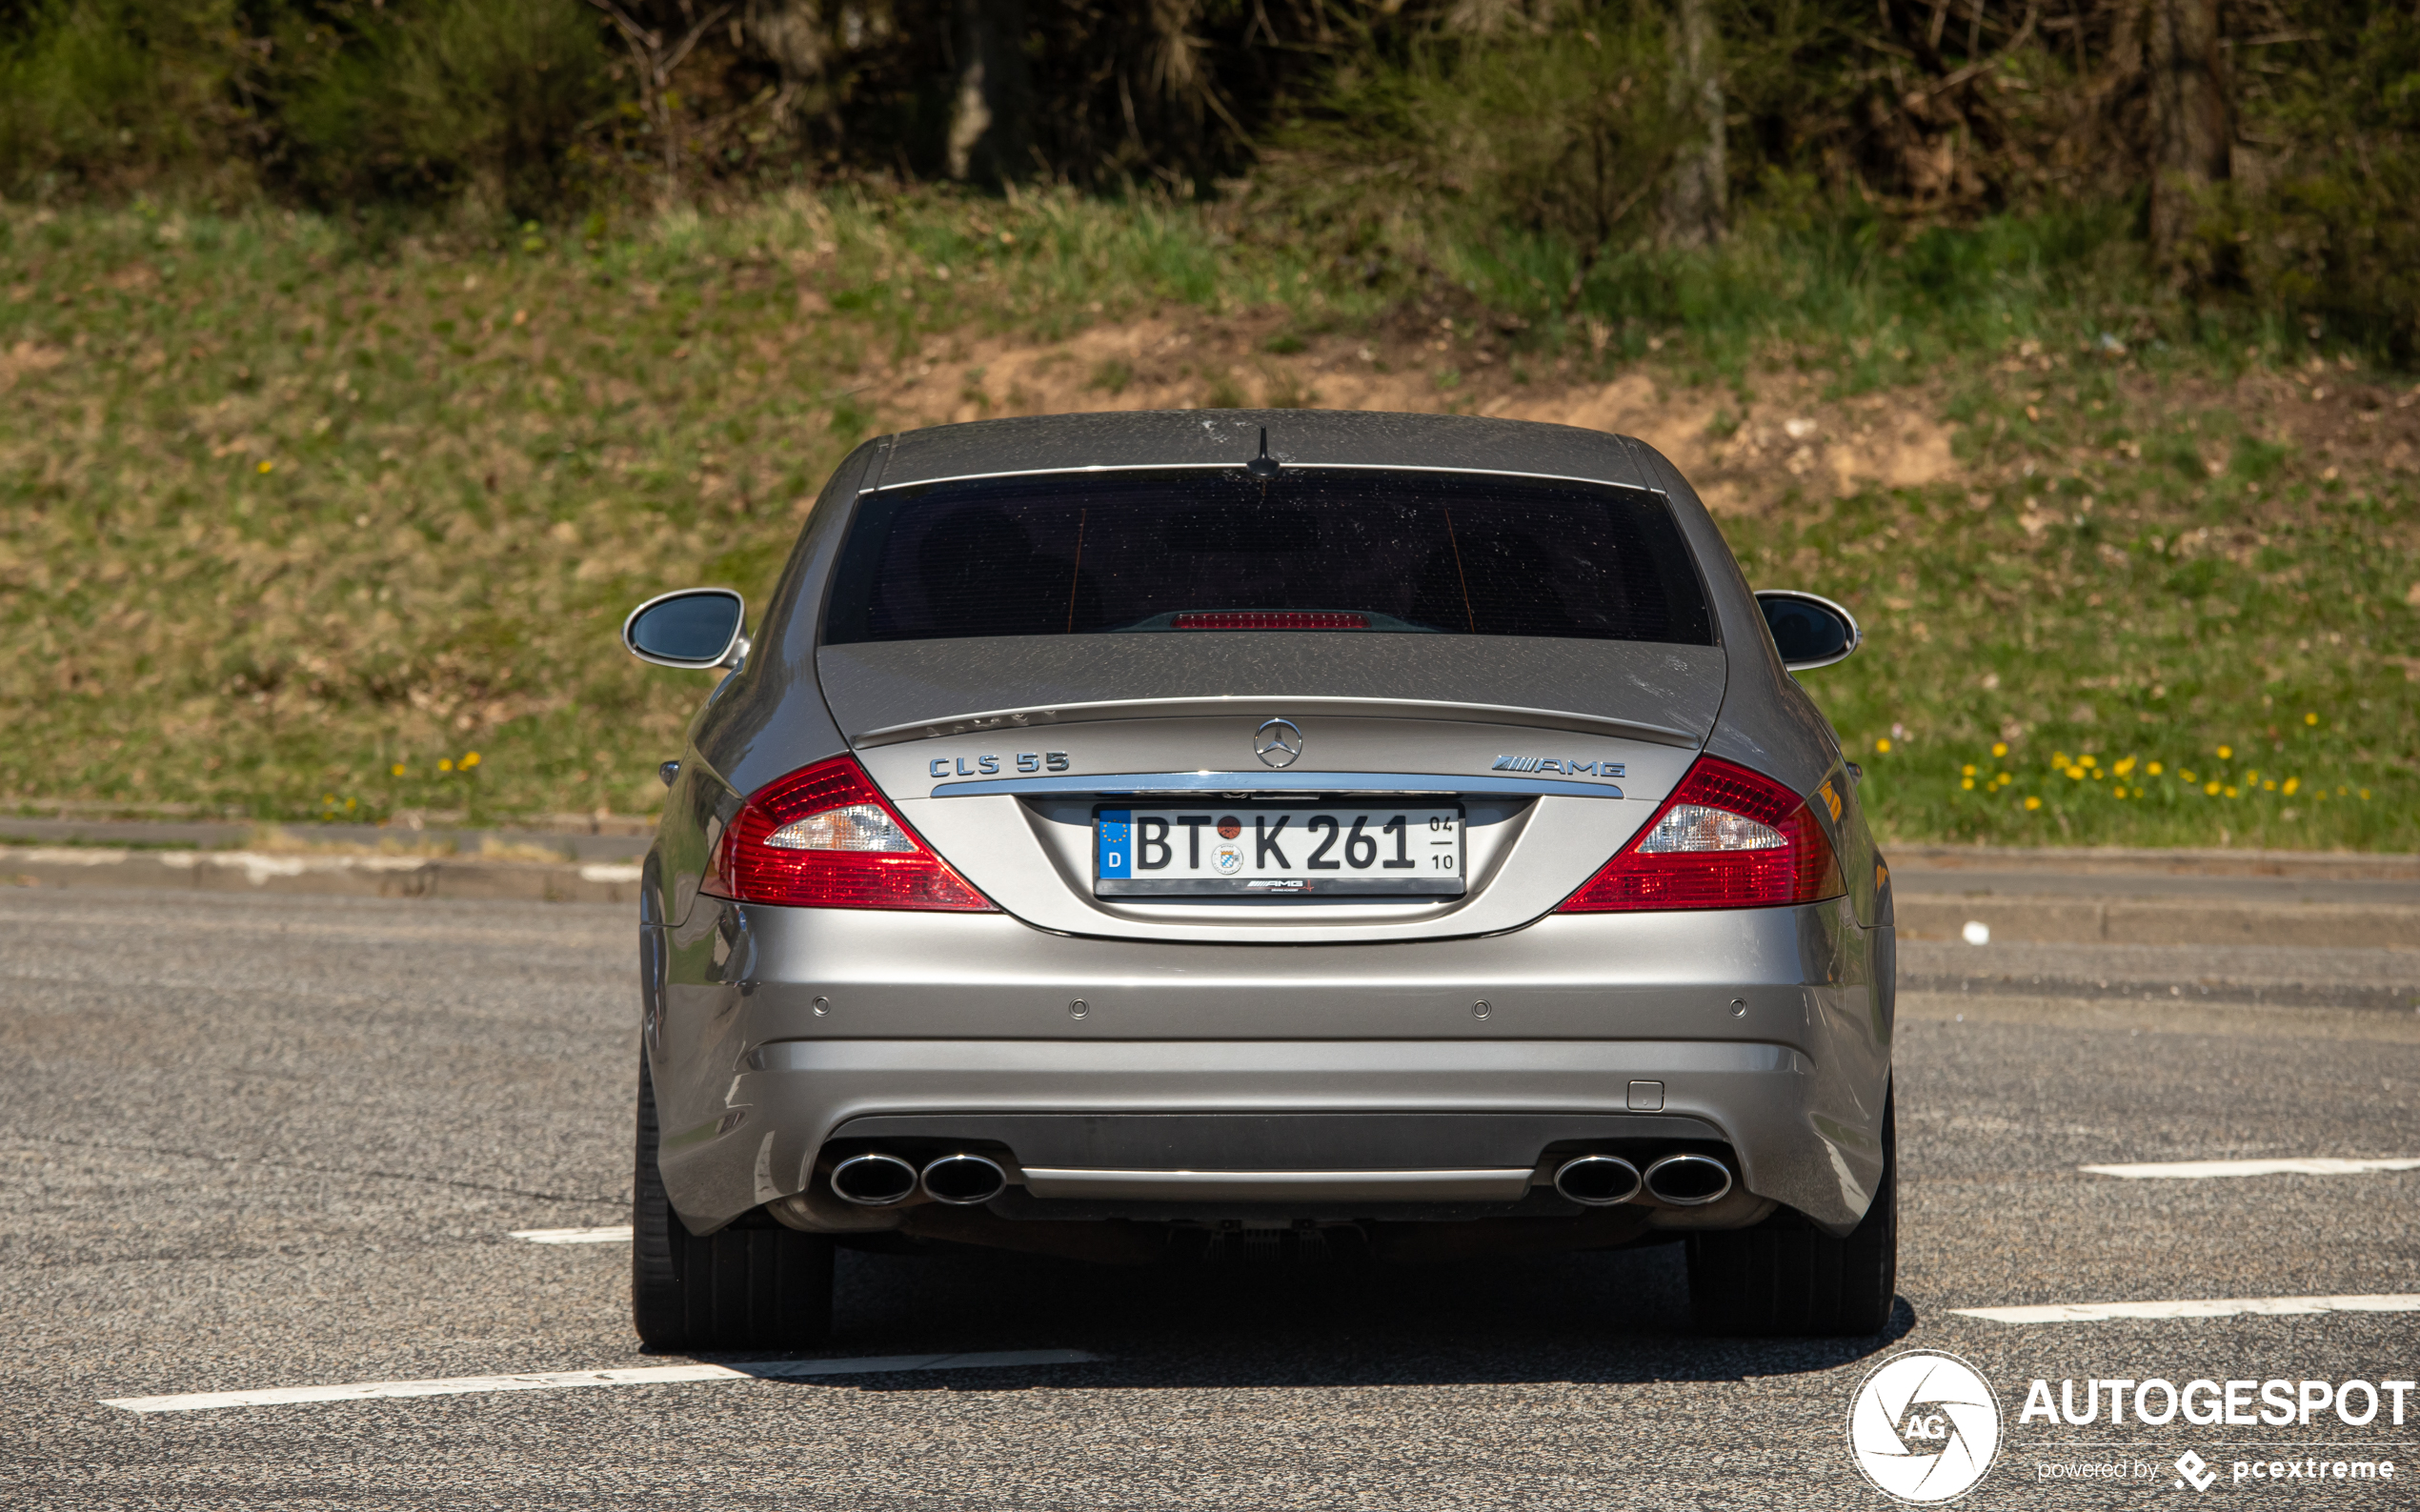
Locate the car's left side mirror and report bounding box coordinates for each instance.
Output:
[1755,590,1861,672]
[623,587,749,671]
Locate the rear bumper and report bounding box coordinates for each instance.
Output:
[645,898,1892,1238]
[653,1036,1886,1238]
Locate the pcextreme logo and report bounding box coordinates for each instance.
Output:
[1847,1350,2005,1503]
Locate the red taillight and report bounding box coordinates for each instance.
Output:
[1557,756,1846,913]
[708,756,995,911]
[1173,611,1369,630]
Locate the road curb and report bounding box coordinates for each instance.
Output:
[1,846,642,904]
[1895,893,2420,949]
[1889,845,2419,879]
[1901,974,2420,1013]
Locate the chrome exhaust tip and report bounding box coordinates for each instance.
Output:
[1643,1153,1733,1206]
[920,1153,1008,1206]
[1551,1154,1643,1207]
[829,1152,919,1206]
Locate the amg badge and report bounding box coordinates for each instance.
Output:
[1491,756,1625,778]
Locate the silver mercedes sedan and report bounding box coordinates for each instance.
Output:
[620,409,1893,1348]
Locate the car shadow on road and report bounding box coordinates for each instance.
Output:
[724,1241,1916,1390]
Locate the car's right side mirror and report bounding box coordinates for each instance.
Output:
[1755,590,1861,672]
[623,587,749,671]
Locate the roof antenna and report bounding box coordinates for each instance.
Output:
[1244,427,1281,478]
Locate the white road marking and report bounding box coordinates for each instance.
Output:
[1954,1294,2420,1325]
[2081,1157,2420,1180]
[510,1225,634,1244]
[102,1348,1101,1414]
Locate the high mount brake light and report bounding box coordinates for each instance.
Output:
[1172,611,1369,631]
[708,756,995,911]
[1557,756,1846,913]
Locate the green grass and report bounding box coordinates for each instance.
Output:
[2,187,2414,847]
[1729,486,2416,852]
[0,187,1337,824]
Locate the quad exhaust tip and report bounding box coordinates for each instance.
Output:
[1643,1153,1733,1206]
[1552,1154,1643,1207]
[829,1152,919,1206]
[920,1153,1008,1206]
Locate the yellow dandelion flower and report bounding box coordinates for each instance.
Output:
[1990,741,2008,757]
[391,763,407,776]
[462,752,481,769]
[2263,779,2276,792]
[2147,761,2163,776]
[2224,785,2239,798]
[2114,756,2136,776]
[1961,777,1975,790]
[2246,770,2260,783]
[1875,737,1891,754]
[322,794,334,805]
[256,459,274,474]
[2111,787,2127,799]
[1961,763,1977,776]
[2052,751,2071,767]
[2067,766,2085,780]
[345,797,356,810]
[2304,712,2318,726]
[2361,788,2371,800]
[2182,769,2197,783]
[2204,781,2220,796]
[2023,796,2042,811]
[438,758,454,773]
[2081,755,2099,768]
[2217,744,2233,760]
[2283,777,2299,796]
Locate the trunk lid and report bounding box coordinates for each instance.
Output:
[821,635,1721,943]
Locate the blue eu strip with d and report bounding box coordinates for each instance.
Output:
[1098,811,1131,879]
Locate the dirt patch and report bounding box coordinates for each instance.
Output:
[861,312,2420,516]
[0,340,67,393]
[864,311,1964,514]
[2209,363,2420,477]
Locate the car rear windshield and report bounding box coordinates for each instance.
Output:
[820,467,1714,646]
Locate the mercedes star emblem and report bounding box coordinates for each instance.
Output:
[1254,718,1304,769]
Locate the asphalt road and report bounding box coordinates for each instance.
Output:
[3,889,2416,1508]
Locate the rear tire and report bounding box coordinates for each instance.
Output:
[1686,1092,1896,1336]
[632,1056,834,1350]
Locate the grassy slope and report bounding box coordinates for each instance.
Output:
[1,190,2413,847]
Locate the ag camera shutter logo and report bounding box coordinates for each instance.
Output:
[1846,1350,2004,1502]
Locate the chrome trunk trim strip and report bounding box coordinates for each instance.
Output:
[927,770,1625,799]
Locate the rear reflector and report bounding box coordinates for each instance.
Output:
[708,756,995,911]
[1556,756,1845,913]
[1172,611,1369,631]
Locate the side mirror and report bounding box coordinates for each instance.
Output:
[623,588,749,671]
[1755,590,1861,672]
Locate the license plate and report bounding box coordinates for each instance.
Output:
[1095,805,1465,897]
